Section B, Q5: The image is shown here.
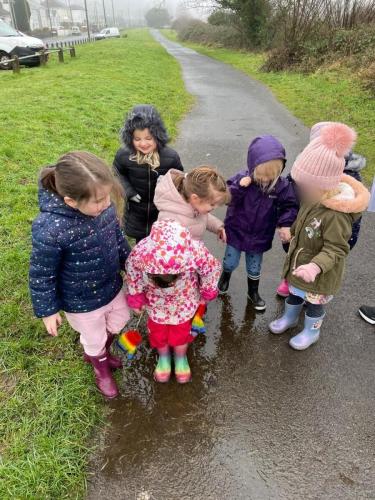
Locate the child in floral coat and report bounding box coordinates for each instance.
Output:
[125,219,221,383]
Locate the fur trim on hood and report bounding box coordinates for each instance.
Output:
[121,105,169,152]
[322,174,370,214]
[345,152,367,173]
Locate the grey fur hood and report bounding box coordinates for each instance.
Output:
[121,105,169,152]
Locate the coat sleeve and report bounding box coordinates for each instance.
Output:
[29,225,62,318]
[113,150,138,199]
[115,222,131,270]
[277,182,299,228]
[206,214,224,234]
[125,248,146,296]
[172,151,184,172]
[227,173,248,204]
[193,243,222,301]
[311,212,351,273]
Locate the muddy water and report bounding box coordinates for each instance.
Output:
[87,32,375,499]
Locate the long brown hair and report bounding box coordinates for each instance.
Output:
[173,165,230,205]
[40,151,124,216]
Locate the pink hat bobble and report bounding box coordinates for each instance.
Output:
[291,122,357,191]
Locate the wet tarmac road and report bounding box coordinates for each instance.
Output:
[87,31,375,499]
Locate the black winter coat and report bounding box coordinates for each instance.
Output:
[29,188,130,318]
[113,146,183,240]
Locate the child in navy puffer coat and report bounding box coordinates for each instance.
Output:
[29,151,131,399]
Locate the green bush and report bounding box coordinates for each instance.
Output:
[262,24,375,86]
[177,19,246,49]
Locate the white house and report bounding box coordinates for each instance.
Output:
[0,0,12,25]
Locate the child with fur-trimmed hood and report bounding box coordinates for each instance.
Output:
[270,123,370,350]
[113,105,183,243]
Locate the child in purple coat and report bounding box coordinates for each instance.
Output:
[218,135,299,310]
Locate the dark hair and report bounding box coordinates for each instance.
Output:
[40,151,124,213]
[121,105,169,152]
[173,165,231,205]
[147,273,180,288]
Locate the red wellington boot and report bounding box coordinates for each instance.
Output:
[87,353,119,399]
[83,334,123,370]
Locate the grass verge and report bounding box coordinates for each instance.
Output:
[162,29,374,184]
[0,29,192,498]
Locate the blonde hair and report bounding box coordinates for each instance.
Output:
[253,159,284,192]
[173,165,231,205]
[129,150,160,169]
[41,151,124,218]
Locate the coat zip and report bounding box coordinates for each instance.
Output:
[91,217,111,273]
[293,247,304,270]
[146,166,151,236]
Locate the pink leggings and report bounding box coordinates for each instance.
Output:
[65,290,130,356]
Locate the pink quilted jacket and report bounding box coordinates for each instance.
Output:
[154,169,223,240]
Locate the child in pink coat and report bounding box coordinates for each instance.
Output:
[154,165,230,241]
[126,219,221,383]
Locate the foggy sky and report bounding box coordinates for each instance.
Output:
[86,0,207,21]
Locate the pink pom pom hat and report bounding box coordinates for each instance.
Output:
[291,122,357,191]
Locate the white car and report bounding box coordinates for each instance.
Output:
[94,27,120,40]
[0,19,44,69]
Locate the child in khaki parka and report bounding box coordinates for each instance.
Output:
[269,123,370,350]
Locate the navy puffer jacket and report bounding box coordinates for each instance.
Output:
[29,187,130,318]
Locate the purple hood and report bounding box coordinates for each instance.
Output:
[224,135,298,254]
[247,135,286,175]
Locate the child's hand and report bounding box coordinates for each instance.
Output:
[293,263,321,283]
[217,227,227,243]
[42,313,62,337]
[239,176,252,188]
[278,227,292,243]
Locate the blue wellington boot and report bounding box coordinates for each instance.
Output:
[289,314,324,350]
[269,301,303,334]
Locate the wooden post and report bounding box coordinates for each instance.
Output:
[58,48,64,63]
[40,49,46,66]
[13,55,20,74]
[69,46,76,58]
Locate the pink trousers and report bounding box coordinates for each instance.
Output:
[65,289,130,356]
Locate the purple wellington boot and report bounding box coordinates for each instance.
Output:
[84,333,123,370]
[269,301,303,334]
[87,353,119,399]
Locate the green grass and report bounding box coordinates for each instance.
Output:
[0,29,192,498]
[162,29,375,184]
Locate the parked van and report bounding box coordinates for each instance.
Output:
[0,19,44,69]
[94,27,120,40]
[71,26,81,36]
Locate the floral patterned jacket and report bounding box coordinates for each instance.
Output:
[125,220,221,324]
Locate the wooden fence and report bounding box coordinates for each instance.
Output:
[5,36,98,74]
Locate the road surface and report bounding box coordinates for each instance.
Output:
[87,31,375,500]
